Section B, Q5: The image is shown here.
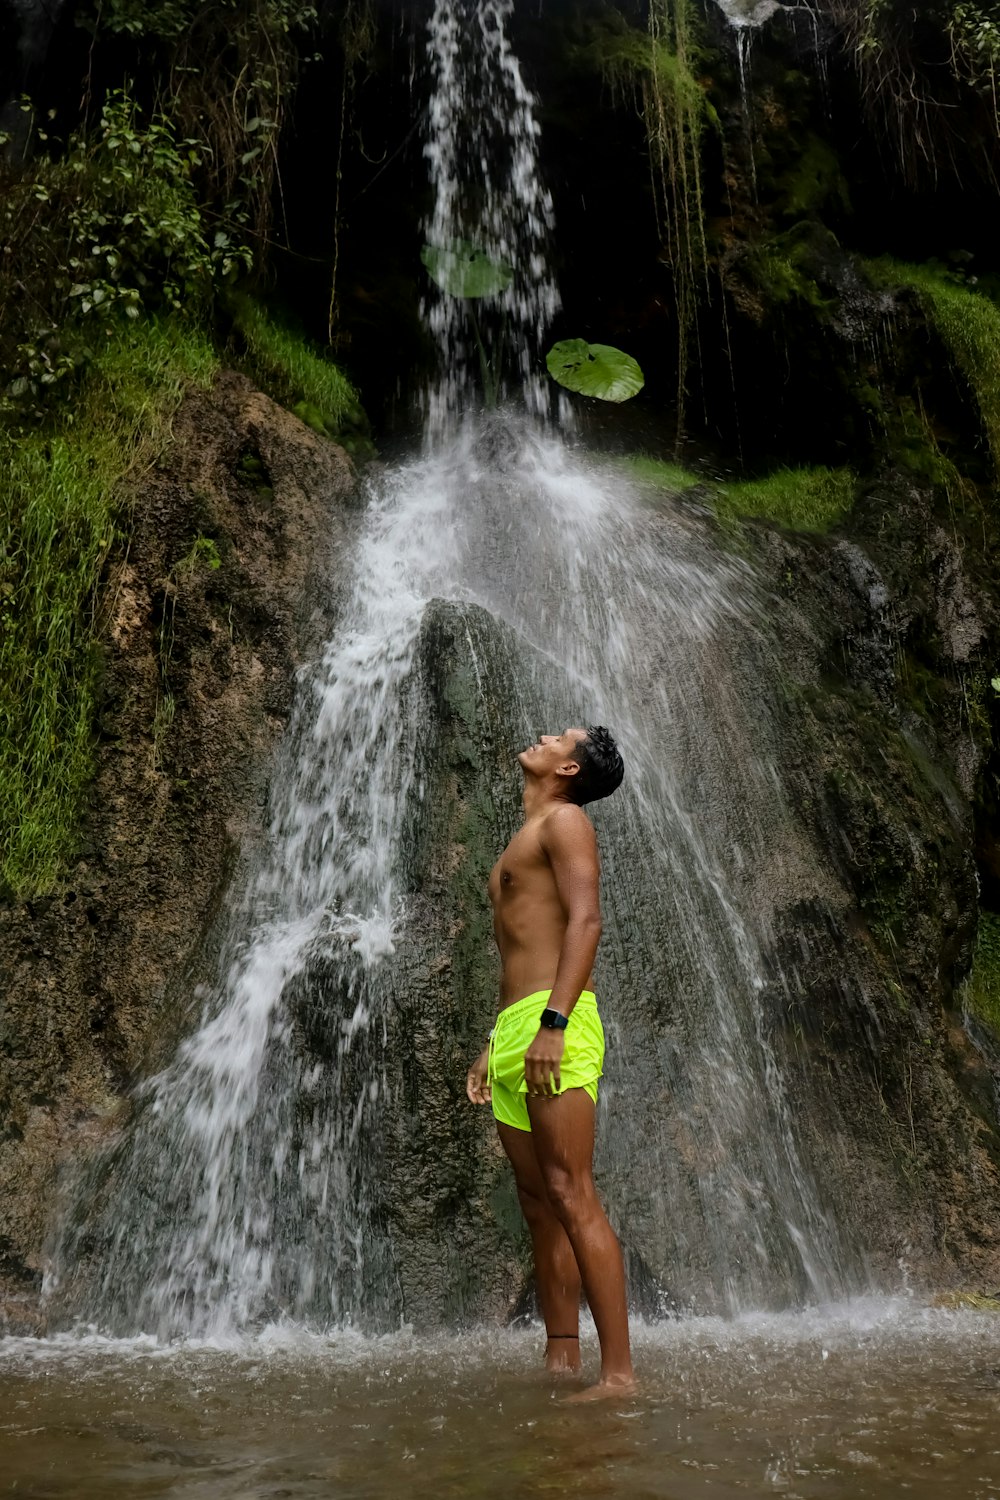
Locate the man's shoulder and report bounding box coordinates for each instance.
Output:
[540,802,596,845]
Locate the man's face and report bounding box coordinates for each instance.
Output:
[518,728,587,776]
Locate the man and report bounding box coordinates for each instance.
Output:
[466,726,635,1401]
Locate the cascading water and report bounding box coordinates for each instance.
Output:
[421,0,561,432]
[45,0,867,1337]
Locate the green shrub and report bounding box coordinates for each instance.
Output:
[1,91,247,416]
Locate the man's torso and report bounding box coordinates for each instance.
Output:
[488,811,595,1008]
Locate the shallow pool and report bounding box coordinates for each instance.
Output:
[2,1300,999,1498]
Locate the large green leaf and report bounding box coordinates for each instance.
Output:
[545,338,645,402]
[421,240,514,299]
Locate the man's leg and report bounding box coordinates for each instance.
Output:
[526,1089,634,1397]
[497,1120,583,1373]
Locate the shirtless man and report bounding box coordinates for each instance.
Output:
[466,726,635,1401]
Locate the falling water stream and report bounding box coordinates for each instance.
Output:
[6,3,1000,1494]
[44,0,856,1337]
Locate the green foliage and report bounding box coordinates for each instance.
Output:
[175,535,223,574]
[1,92,246,415]
[75,0,321,248]
[966,910,1000,1037]
[837,0,1000,182]
[868,259,1000,474]
[0,317,218,898]
[85,0,317,41]
[717,466,857,532]
[545,339,645,402]
[231,297,362,438]
[949,0,1000,90]
[421,241,514,299]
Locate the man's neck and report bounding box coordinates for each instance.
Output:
[522,778,570,821]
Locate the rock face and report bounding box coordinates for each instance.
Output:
[0,373,357,1332]
[735,476,1000,1296]
[392,515,1000,1318]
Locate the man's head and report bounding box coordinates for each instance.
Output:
[518,725,624,806]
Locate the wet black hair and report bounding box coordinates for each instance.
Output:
[567,725,624,806]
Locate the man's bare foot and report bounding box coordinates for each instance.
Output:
[560,1373,637,1404]
[544,1335,581,1376]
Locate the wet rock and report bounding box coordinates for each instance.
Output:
[745,470,1000,1295]
[0,372,357,1330]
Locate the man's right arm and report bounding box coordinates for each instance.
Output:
[466,1044,491,1105]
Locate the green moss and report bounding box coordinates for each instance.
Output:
[966,911,1000,1037]
[867,258,1000,472]
[778,134,850,220]
[717,466,856,532]
[0,315,218,898]
[745,234,833,313]
[230,297,362,439]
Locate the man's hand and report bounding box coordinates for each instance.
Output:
[524,1026,566,1098]
[466,1046,492,1105]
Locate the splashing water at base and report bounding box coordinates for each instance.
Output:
[4,1302,1000,1498]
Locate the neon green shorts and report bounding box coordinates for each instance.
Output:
[488,989,605,1133]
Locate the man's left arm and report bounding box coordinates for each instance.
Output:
[523,807,602,1098]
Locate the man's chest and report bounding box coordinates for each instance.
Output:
[490,828,549,899]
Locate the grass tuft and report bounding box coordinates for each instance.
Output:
[717,466,856,533]
[965,910,1000,1038]
[620,454,703,492]
[867,259,1000,472]
[0,316,218,898]
[619,454,855,532]
[230,297,361,437]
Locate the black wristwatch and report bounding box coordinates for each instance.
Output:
[539,1007,569,1030]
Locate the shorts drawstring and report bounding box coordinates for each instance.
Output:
[487,1024,498,1088]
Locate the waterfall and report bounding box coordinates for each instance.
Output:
[421,0,561,434]
[45,0,865,1338]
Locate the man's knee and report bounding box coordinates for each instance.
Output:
[516,1182,554,1229]
[540,1165,596,1226]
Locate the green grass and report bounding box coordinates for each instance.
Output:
[717,465,856,532]
[867,258,1000,472]
[966,911,1000,1038]
[620,454,855,532]
[620,454,704,492]
[0,315,218,897]
[230,297,362,438]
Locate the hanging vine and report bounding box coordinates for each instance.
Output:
[583,1,713,439]
[826,0,1000,186]
[645,0,711,436]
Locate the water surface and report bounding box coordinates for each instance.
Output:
[3,1302,1000,1498]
